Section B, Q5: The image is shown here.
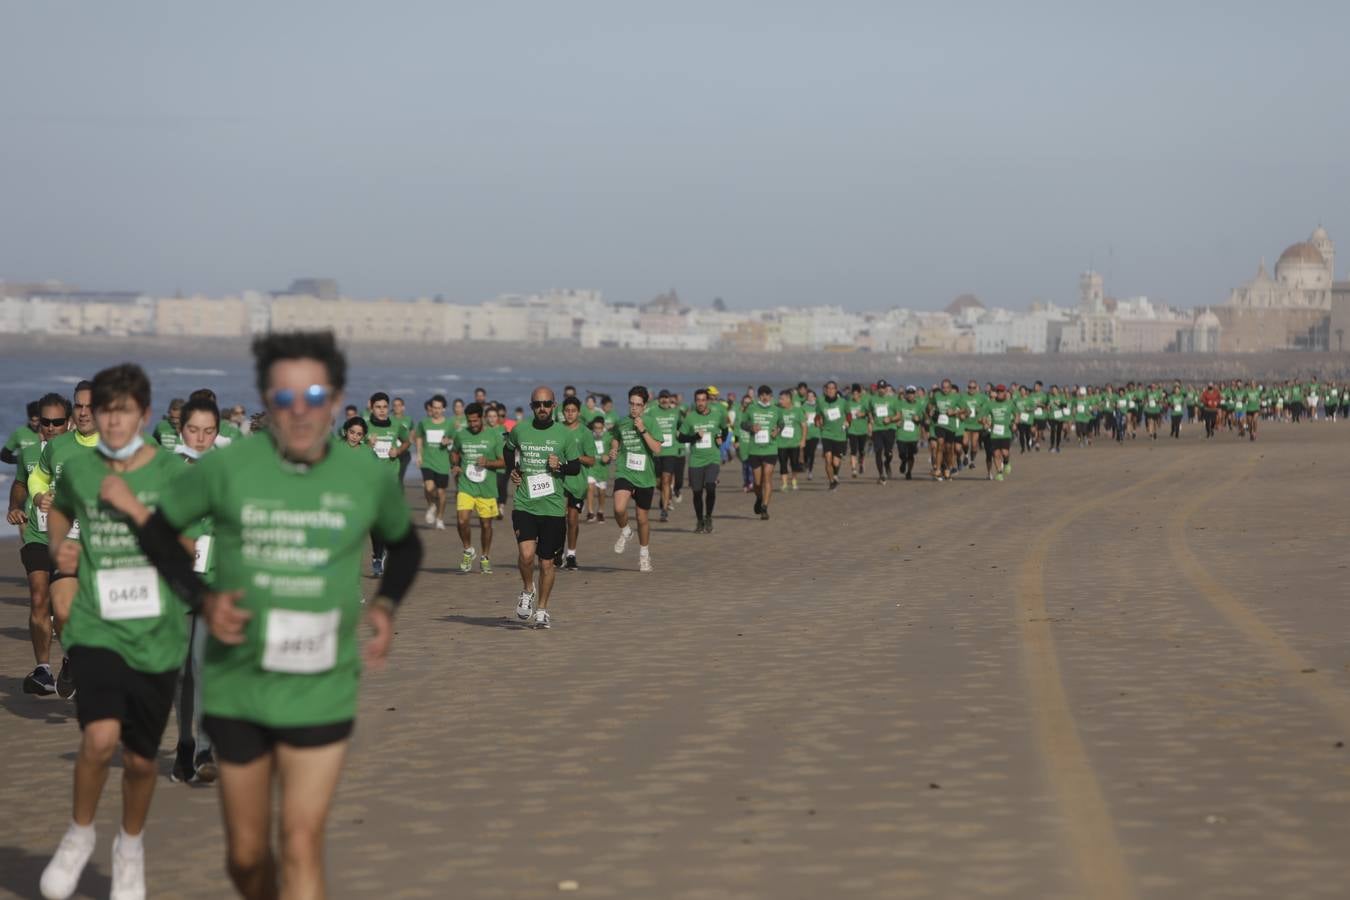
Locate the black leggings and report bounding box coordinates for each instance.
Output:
[872,430,895,474]
[897,441,917,471]
[1049,420,1064,450]
[848,434,868,458]
[692,484,717,520]
[803,438,819,473]
[1017,422,1032,451]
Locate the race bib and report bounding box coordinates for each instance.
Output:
[262,608,339,674]
[696,431,713,450]
[594,439,606,456]
[526,472,554,499]
[753,429,770,445]
[426,429,445,445]
[374,439,392,459]
[902,420,916,432]
[465,463,487,483]
[1076,404,1086,413]
[37,508,49,533]
[1117,399,1127,408]
[68,519,81,541]
[193,536,212,574]
[992,424,1006,437]
[96,567,161,621]
[625,451,646,471]
[1053,409,1063,420]
[874,405,889,418]
[1018,412,1029,423]
[1034,407,1044,416]
[662,433,673,448]
[825,407,842,422]
[937,414,950,426]
[780,425,795,439]
[1173,404,1182,413]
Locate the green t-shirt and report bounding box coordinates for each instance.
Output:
[869,394,898,432]
[55,448,190,674]
[4,424,40,458]
[893,398,924,442]
[608,414,659,488]
[961,392,989,432]
[815,395,848,441]
[585,428,611,481]
[679,406,729,469]
[153,419,180,451]
[366,419,410,477]
[932,393,961,432]
[1029,392,1049,421]
[987,399,1016,439]
[217,420,243,446]
[415,418,453,475]
[649,407,682,458]
[560,422,593,499]
[19,439,50,546]
[776,406,805,449]
[505,420,580,516]
[1072,395,1091,422]
[451,425,505,498]
[846,396,871,436]
[740,403,784,458]
[36,430,100,540]
[158,434,411,726]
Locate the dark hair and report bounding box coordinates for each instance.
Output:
[343,416,368,437]
[26,400,40,419]
[757,384,772,396]
[563,385,576,394]
[431,393,447,407]
[797,382,808,390]
[562,396,581,409]
[369,392,390,406]
[628,385,650,403]
[694,388,709,399]
[779,389,791,398]
[590,415,607,428]
[167,397,186,412]
[252,331,347,396]
[464,402,484,417]
[344,405,358,415]
[37,392,71,418]
[474,386,487,396]
[74,380,94,399]
[189,388,217,404]
[180,397,220,428]
[91,363,152,414]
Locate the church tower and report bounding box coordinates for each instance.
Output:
[1310,225,1334,279]
[1079,271,1105,315]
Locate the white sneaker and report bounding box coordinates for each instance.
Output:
[40,823,95,900]
[639,553,653,573]
[515,591,535,621]
[532,608,551,629]
[614,527,631,554]
[424,507,436,526]
[435,519,446,530]
[110,834,146,900]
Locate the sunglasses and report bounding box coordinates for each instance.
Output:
[269,384,330,410]
[39,416,66,427]
[530,400,555,409]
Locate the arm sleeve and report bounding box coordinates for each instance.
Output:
[375,525,421,608]
[0,448,15,465]
[135,511,209,613]
[28,443,54,495]
[502,432,517,473]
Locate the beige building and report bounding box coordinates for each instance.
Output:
[1228,226,1336,310]
[157,296,249,337]
[270,296,452,343]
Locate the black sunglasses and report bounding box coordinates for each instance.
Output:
[530,400,555,409]
[39,416,66,427]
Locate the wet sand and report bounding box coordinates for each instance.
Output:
[1,419,1348,899]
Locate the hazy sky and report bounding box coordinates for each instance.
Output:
[3,1,1347,311]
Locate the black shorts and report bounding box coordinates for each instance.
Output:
[511,510,567,558]
[613,479,655,510]
[820,438,847,456]
[847,434,868,455]
[937,427,959,443]
[420,469,449,489]
[688,462,720,491]
[747,453,777,470]
[204,715,354,765]
[564,491,584,513]
[989,438,1012,451]
[69,645,177,760]
[1145,412,1161,423]
[654,456,682,477]
[20,542,52,576]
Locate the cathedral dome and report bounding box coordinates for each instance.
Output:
[1277,242,1325,267]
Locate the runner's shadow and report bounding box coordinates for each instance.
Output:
[0,675,75,724]
[437,614,530,630]
[0,575,25,586]
[0,625,30,641]
[0,843,111,899]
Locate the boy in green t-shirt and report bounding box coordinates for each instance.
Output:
[608,386,664,571]
[414,394,453,529]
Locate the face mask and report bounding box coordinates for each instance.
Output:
[175,443,202,461]
[97,432,144,461]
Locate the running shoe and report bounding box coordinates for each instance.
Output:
[996,473,1005,482]
[759,509,770,521]
[597,512,605,523]
[194,749,219,784]
[515,591,535,621]
[659,508,668,523]
[40,822,96,900]
[424,507,436,526]
[564,554,578,571]
[531,608,551,629]
[753,498,764,515]
[110,831,145,900]
[639,554,653,573]
[372,556,384,578]
[459,547,477,573]
[694,518,705,534]
[1005,462,1013,474]
[56,656,75,700]
[435,519,446,531]
[585,512,595,523]
[170,744,196,784]
[614,527,631,554]
[828,480,839,491]
[480,557,493,575]
[23,664,56,695]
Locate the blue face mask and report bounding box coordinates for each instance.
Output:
[97,432,145,461]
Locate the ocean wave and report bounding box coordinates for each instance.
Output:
[438,374,462,381]
[53,375,84,384]
[159,367,229,377]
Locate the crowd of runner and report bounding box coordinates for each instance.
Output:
[2,330,1344,899]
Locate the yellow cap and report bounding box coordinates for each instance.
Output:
[706,385,720,397]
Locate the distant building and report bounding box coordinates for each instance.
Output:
[280,278,340,301]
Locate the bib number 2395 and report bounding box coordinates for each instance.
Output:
[526,472,554,499]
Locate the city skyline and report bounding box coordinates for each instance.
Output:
[3,3,1348,309]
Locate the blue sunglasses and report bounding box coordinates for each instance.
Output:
[270,384,330,410]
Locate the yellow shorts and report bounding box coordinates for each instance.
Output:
[456,493,498,518]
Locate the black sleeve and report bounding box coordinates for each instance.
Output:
[0,448,16,465]
[503,445,516,472]
[135,511,208,613]
[376,525,422,608]
[718,429,729,443]
[676,431,700,444]
[558,457,581,476]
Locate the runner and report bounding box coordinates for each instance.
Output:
[108,331,422,900]
[9,393,70,695]
[961,380,989,469]
[1047,385,1066,453]
[38,364,191,900]
[1168,383,1186,439]
[677,388,728,534]
[845,384,871,479]
[891,386,922,480]
[802,389,821,481]
[814,381,848,491]
[504,387,581,624]
[867,380,897,483]
[776,389,806,492]
[414,394,452,529]
[558,396,596,570]
[1,399,41,465]
[29,380,99,700]
[584,414,609,524]
[151,398,184,452]
[451,402,505,575]
[365,392,411,576]
[341,416,367,449]
[1200,382,1221,438]
[985,384,1015,480]
[609,386,663,571]
[391,397,414,486]
[740,385,783,520]
[649,390,682,523]
[930,379,962,480]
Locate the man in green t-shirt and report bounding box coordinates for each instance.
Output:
[451,401,506,575]
[929,379,962,480]
[558,397,597,570]
[8,392,70,695]
[960,380,989,470]
[40,364,193,900]
[740,385,783,520]
[867,380,898,483]
[414,394,452,529]
[984,384,1016,481]
[845,383,871,479]
[107,331,421,900]
[504,388,582,625]
[893,386,924,479]
[0,399,41,465]
[676,388,728,534]
[649,390,683,524]
[365,391,411,577]
[814,381,848,490]
[609,386,664,571]
[150,398,184,452]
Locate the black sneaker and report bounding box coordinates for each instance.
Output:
[23,665,56,695]
[564,555,578,571]
[658,508,669,523]
[194,748,219,784]
[170,742,196,784]
[553,548,564,569]
[693,518,705,534]
[56,656,76,699]
[828,480,839,492]
[704,516,714,534]
[753,498,764,515]
[759,508,770,521]
[371,556,384,578]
